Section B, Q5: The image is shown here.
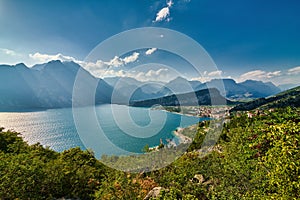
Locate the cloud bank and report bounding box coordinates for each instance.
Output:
[29,52,80,63]
[237,70,281,82]
[287,66,300,75]
[3,48,300,85]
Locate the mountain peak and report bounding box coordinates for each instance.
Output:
[31,60,64,71]
[170,76,188,82]
[48,60,63,64]
[239,79,281,97]
[14,63,28,69]
[211,78,236,83]
[242,79,263,84]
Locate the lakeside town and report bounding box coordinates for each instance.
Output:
[154,105,232,119]
[152,105,279,151]
[148,105,232,151]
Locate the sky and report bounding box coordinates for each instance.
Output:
[0,0,300,85]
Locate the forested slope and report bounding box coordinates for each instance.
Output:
[0,107,299,199]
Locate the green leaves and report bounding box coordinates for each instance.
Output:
[0,129,106,199]
[0,107,299,199]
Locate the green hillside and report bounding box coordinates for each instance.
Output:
[131,88,235,107]
[1,105,299,199]
[231,86,300,112]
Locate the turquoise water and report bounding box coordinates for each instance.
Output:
[0,104,205,158]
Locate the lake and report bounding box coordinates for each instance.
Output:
[0,104,205,158]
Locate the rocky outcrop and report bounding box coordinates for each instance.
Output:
[144,186,164,200]
[190,174,204,184]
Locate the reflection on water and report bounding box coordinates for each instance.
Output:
[0,104,203,157]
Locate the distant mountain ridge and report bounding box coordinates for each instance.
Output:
[230,86,300,112]
[0,60,282,111]
[0,60,113,110]
[130,88,234,107]
[195,78,280,99]
[103,77,168,102]
[278,83,300,91]
[104,76,280,102]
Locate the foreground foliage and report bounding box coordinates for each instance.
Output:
[0,107,299,199]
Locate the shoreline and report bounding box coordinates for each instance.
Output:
[148,106,203,150]
[151,106,197,118]
[172,127,192,144]
[148,126,193,152]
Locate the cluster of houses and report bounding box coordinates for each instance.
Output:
[194,106,231,119]
[234,108,275,118]
[188,106,276,119]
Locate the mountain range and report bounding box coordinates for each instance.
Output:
[0,60,113,110]
[230,85,300,112]
[130,88,234,107]
[104,76,281,101]
[0,60,283,110]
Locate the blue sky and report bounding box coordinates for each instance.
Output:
[0,0,300,85]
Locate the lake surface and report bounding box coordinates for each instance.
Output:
[0,104,205,158]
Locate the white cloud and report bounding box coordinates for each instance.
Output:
[107,56,124,67]
[167,0,174,7]
[84,66,172,82]
[123,52,139,64]
[287,66,300,75]
[237,70,281,82]
[0,48,27,65]
[97,69,127,78]
[145,48,157,55]
[154,7,170,22]
[154,0,173,22]
[190,70,225,82]
[190,77,210,83]
[29,52,80,63]
[105,52,139,67]
[190,68,299,86]
[145,68,168,77]
[267,71,281,77]
[240,70,265,79]
[131,68,172,82]
[207,70,222,76]
[29,51,139,69]
[0,48,17,56]
[83,60,108,70]
[76,52,139,77]
[26,51,298,86]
